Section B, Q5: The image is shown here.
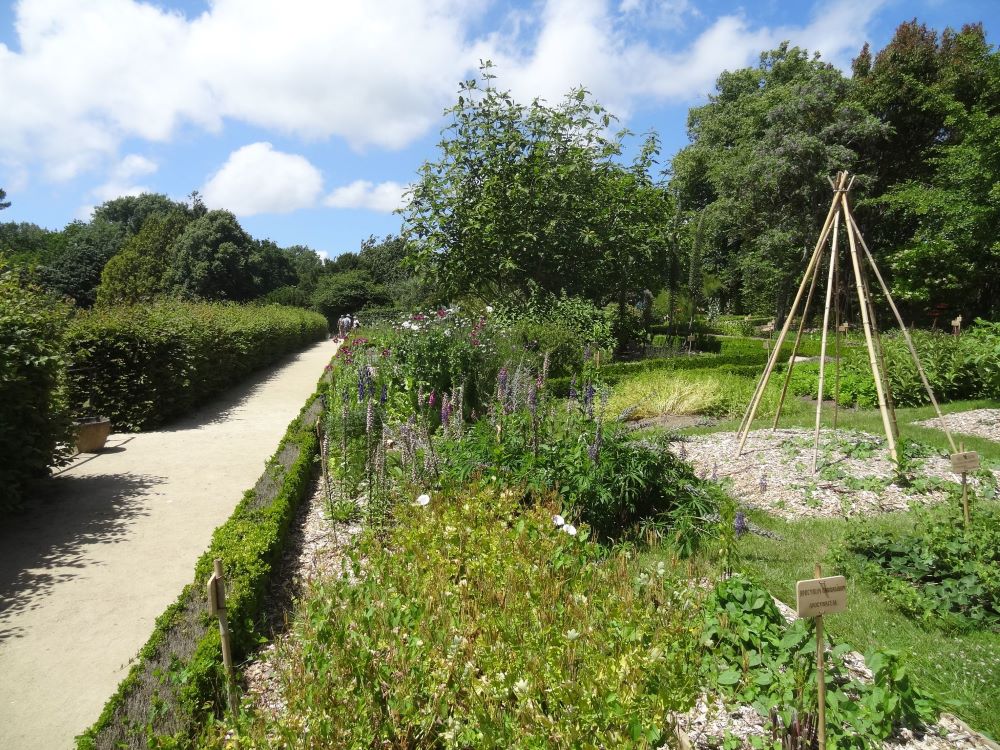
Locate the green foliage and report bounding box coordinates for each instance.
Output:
[0,258,73,513]
[96,211,189,305]
[702,576,937,747]
[92,193,192,236]
[165,210,281,302]
[65,301,327,430]
[39,218,126,306]
[606,367,775,421]
[213,489,703,748]
[836,502,1000,631]
[309,268,387,322]
[403,64,670,311]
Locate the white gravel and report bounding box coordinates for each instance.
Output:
[670,428,998,520]
[914,409,1000,444]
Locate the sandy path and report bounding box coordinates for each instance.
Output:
[0,339,337,750]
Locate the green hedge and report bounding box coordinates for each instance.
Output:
[0,260,74,513]
[66,301,328,431]
[77,380,329,749]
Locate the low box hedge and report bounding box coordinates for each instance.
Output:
[66,301,328,431]
[76,375,330,750]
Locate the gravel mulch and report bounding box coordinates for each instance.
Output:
[914,409,1000,444]
[243,477,363,719]
[668,428,998,520]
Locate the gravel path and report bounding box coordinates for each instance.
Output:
[0,339,337,750]
[669,428,998,520]
[914,409,1000,444]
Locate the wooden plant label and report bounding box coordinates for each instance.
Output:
[686,334,696,343]
[796,575,847,618]
[951,451,980,473]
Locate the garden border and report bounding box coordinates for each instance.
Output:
[76,371,331,750]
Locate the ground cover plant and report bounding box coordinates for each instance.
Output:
[212,488,705,749]
[712,508,1000,740]
[835,501,1000,632]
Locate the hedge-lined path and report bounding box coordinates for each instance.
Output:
[0,338,337,750]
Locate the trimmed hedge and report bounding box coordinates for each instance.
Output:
[66,301,328,431]
[0,260,74,512]
[77,378,329,750]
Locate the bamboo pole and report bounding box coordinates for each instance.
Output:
[841,194,898,466]
[832,234,842,430]
[771,236,825,430]
[845,210,958,453]
[863,269,901,444]
[815,562,827,750]
[736,173,846,454]
[812,211,840,473]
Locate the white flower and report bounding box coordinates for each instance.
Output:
[562,523,577,536]
[565,628,581,641]
[552,514,565,527]
[485,305,494,313]
[416,493,431,507]
[513,678,530,696]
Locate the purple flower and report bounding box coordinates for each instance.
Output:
[497,367,509,402]
[380,384,388,405]
[366,399,374,434]
[441,397,451,427]
[734,511,749,538]
[568,377,578,401]
[357,374,365,403]
[588,428,603,463]
[428,390,437,408]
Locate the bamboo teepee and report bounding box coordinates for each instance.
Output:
[736,171,958,471]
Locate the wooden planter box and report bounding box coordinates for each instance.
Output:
[75,418,112,453]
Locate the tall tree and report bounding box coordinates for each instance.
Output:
[670,44,884,317]
[403,65,670,309]
[0,188,10,211]
[38,219,126,306]
[96,211,189,305]
[165,210,259,301]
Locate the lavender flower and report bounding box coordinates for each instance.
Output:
[588,428,603,463]
[583,382,596,419]
[734,511,749,538]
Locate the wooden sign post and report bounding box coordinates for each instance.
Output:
[207,558,240,713]
[796,565,847,750]
[951,444,980,528]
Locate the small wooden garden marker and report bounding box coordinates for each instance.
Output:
[951,315,962,337]
[796,565,847,750]
[951,443,979,528]
[207,558,240,713]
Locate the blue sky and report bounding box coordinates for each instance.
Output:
[1,0,997,258]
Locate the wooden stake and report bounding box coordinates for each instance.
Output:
[813,211,840,472]
[815,562,827,750]
[961,441,970,529]
[846,210,958,454]
[208,558,240,714]
[736,173,846,454]
[841,194,898,466]
[771,236,825,430]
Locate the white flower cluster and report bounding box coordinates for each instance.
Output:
[552,514,577,536]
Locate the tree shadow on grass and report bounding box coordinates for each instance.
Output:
[0,472,161,643]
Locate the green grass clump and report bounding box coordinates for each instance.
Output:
[213,489,704,749]
[607,367,778,421]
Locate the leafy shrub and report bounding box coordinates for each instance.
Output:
[702,576,937,746]
[214,489,704,748]
[0,259,74,512]
[835,502,1000,631]
[66,301,328,430]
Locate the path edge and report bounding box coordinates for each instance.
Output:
[76,370,332,750]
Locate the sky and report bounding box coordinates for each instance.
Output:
[1,0,998,259]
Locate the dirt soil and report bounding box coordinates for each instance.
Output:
[0,339,337,750]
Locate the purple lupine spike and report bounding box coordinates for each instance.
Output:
[366,399,374,434]
[429,390,437,408]
[588,428,603,463]
[568,377,578,401]
[357,374,365,403]
[734,511,749,538]
[380,384,388,405]
[440,397,451,428]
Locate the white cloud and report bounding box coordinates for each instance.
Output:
[0,0,887,190]
[201,142,324,216]
[324,180,407,213]
[75,152,159,219]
